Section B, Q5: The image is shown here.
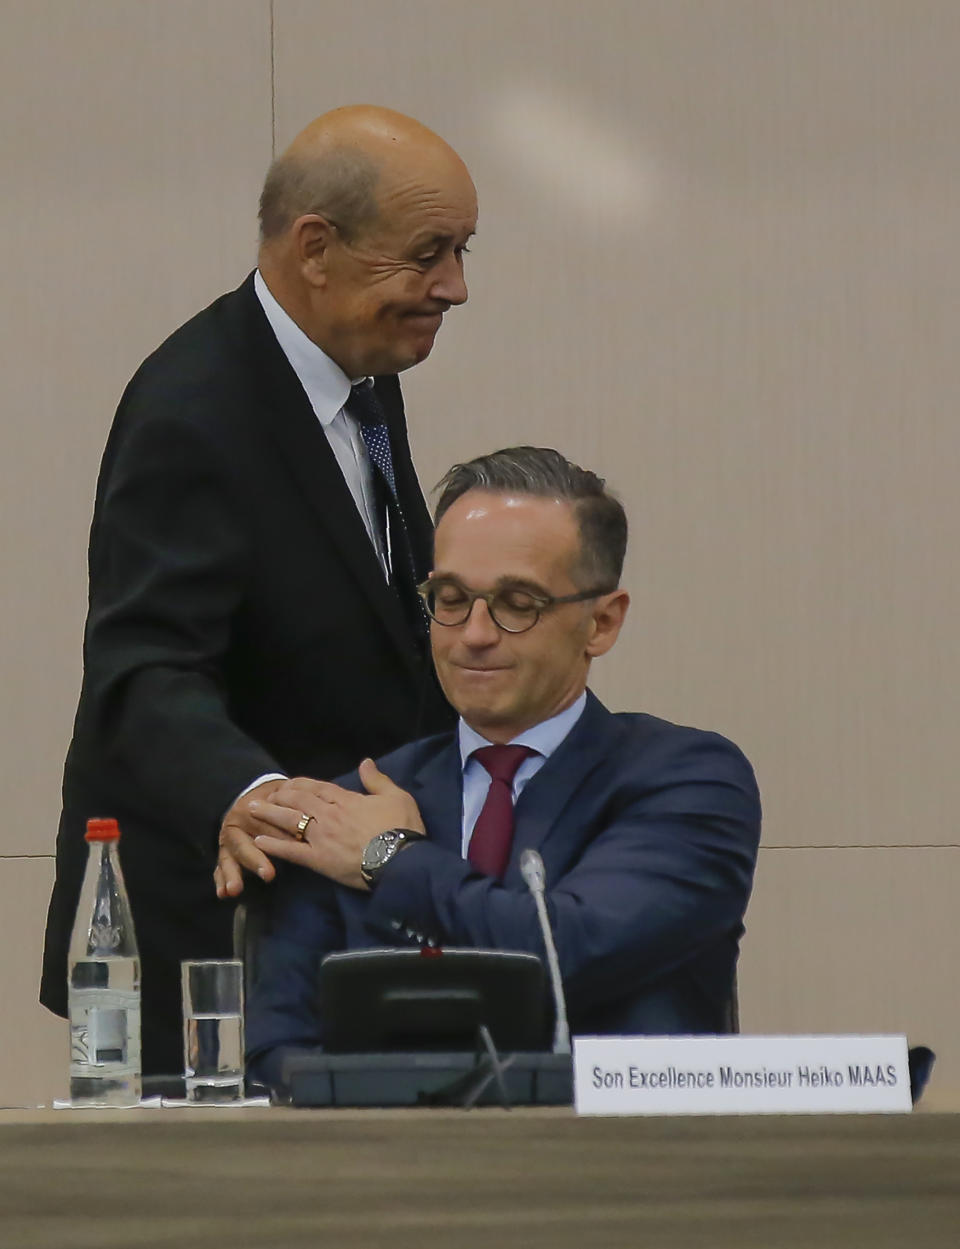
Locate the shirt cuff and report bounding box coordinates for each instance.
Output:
[228,772,288,816]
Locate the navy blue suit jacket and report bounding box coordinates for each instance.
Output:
[247,692,761,1084]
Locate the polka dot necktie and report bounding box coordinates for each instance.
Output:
[468,745,539,880]
[345,380,427,634]
[347,379,399,502]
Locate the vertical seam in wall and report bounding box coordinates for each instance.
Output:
[270,0,277,157]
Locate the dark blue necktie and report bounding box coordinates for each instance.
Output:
[347,380,399,501]
[345,381,427,636]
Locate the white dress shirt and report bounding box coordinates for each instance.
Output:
[457,692,588,856]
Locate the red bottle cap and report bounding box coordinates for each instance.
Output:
[85,817,120,842]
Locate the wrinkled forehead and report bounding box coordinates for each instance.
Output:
[373,148,478,229]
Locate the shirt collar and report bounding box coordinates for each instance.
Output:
[458,691,588,769]
[254,269,356,426]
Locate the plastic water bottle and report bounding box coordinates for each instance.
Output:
[68,817,142,1106]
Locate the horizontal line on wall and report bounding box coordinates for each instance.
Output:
[3,845,959,863]
[762,843,960,851]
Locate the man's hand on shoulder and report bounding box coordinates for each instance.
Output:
[215,778,295,898]
[252,759,426,891]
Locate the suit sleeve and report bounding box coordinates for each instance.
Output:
[78,407,281,850]
[364,733,761,1016]
[244,867,345,1085]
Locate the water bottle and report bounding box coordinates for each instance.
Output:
[68,817,142,1106]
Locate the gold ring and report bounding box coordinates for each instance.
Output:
[294,812,313,840]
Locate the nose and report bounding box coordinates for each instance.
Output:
[460,596,499,646]
[429,251,468,307]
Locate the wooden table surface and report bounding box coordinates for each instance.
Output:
[0,1107,956,1248]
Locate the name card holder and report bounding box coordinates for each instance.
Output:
[573,1034,911,1116]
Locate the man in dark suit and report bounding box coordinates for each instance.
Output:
[244,448,761,1088]
[41,105,477,1074]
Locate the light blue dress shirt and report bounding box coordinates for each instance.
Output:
[457,692,588,856]
[252,270,388,574]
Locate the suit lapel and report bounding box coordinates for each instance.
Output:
[228,276,420,674]
[402,697,620,871]
[504,693,618,880]
[408,738,465,855]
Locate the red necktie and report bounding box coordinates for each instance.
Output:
[468,745,538,880]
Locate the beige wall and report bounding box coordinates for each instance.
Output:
[2,1,957,1107]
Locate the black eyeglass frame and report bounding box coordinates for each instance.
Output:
[416,577,612,634]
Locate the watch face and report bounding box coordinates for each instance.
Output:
[363,831,400,875]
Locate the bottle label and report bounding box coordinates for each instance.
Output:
[69,989,140,1071]
[86,1007,127,1064]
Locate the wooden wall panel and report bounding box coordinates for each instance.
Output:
[0,0,273,857]
[740,847,960,1109]
[0,0,272,1103]
[275,0,960,851]
[0,860,67,1107]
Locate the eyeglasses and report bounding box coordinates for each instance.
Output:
[417,577,610,634]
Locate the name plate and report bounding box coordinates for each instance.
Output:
[573,1034,911,1116]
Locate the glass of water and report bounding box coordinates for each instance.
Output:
[181,960,244,1102]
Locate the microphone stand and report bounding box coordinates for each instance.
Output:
[521,849,571,1054]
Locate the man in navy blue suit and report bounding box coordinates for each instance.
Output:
[245,447,761,1086]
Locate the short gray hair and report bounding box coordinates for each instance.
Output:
[258,147,381,242]
[434,446,627,589]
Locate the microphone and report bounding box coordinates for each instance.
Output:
[520,849,570,1054]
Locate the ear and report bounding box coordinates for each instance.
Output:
[585,589,629,658]
[290,213,338,288]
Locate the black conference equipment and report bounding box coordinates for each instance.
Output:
[321,947,548,1052]
[277,947,573,1109]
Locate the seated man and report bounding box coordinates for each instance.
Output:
[245,447,761,1087]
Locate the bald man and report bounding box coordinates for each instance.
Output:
[42,106,478,1075]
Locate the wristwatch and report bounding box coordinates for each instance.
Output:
[360,828,426,889]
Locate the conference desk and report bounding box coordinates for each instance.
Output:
[0,1107,956,1248]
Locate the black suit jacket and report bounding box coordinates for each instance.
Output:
[42,274,452,1071]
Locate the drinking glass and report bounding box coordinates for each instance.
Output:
[181,960,244,1102]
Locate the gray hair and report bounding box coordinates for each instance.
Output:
[434,446,627,589]
[258,147,381,242]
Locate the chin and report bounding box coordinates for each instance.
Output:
[457,700,513,734]
[407,326,440,361]
[408,339,437,368]
[381,346,429,375]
